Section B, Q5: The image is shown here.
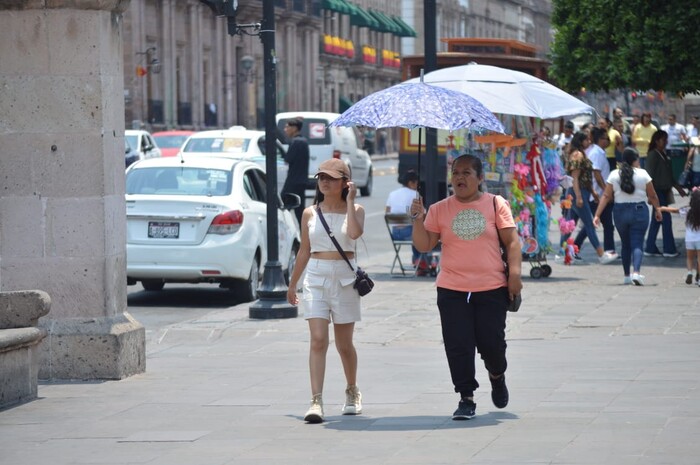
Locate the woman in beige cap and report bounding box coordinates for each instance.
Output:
[286,158,366,423]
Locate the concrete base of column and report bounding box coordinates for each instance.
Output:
[38,313,145,380]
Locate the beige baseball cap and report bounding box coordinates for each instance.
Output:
[315,158,350,179]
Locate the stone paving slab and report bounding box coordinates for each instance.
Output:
[1,207,699,464]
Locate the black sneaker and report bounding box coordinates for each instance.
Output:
[452,399,476,420]
[490,374,509,409]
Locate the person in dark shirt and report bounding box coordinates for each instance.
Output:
[282,117,310,224]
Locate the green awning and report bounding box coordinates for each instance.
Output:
[367,9,401,34]
[339,95,354,113]
[346,2,380,29]
[322,0,351,15]
[391,15,417,38]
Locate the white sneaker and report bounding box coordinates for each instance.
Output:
[623,276,632,285]
[341,384,362,415]
[304,394,324,423]
[631,273,645,286]
[599,252,617,264]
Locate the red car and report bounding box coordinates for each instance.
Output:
[152,130,195,157]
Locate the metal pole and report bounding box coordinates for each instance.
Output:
[424,0,438,207]
[249,0,297,319]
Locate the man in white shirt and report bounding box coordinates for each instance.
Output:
[661,113,688,158]
[555,121,575,161]
[386,170,422,269]
[575,127,616,255]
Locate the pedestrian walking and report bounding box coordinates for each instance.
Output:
[574,127,617,257]
[594,148,662,286]
[410,154,522,420]
[281,117,310,224]
[644,130,687,258]
[286,158,365,424]
[567,132,617,264]
[658,188,700,286]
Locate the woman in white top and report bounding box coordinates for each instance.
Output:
[286,158,365,424]
[594,148,662,285]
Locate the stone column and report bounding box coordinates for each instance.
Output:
[0,0,145,379]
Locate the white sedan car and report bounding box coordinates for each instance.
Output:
[180,127,288,193]
[125,156,301,301]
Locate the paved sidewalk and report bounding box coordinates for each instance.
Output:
[2,209,699,464]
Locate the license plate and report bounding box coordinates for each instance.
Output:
[148,222,179,239]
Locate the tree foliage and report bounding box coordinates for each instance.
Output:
[549,0,700,95]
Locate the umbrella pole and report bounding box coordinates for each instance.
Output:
[416,127,422,198]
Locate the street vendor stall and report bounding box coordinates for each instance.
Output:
[439,127,562,278]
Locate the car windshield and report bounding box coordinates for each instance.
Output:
[183,137,253,154]
[126,167,231,196]
[125,135,138,149]
[154,135,190,149]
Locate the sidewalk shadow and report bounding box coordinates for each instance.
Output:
[290,411,518,430]
[127,286,242,308]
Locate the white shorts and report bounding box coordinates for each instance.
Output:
[686,240,700,250]
[303,258,361,323]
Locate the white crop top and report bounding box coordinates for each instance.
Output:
[308,209,356,253]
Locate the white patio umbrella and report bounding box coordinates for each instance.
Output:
[406,62,595,119]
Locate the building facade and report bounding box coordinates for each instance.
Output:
[123,0,552,132]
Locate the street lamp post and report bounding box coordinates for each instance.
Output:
[199,0,296,319]
[248,0,297,319]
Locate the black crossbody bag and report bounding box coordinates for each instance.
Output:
[315,206,374,296]
[493,195,522,312]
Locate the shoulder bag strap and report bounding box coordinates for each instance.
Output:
[492,195,509,277]
[315,206,356,272]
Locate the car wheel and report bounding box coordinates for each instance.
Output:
[359,169,373,197]
[233,255,260,302]
[141,279,165,291]
[285,242,299,285]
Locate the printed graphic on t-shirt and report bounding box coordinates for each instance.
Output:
[451,209,486,240]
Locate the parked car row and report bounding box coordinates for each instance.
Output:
[124,112,374,302]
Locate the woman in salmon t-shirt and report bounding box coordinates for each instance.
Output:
[410,154,522,421]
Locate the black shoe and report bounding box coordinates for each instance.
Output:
[490,374,509,409]
[452,399,476,420]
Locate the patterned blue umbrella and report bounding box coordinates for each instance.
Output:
[330,82,504,199]
[329,82,504,133]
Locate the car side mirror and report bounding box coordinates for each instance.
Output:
[282,193,301,210]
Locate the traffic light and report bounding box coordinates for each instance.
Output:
[199,0,238,35]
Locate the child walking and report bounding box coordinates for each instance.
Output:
[658,188,700,285]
